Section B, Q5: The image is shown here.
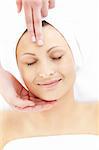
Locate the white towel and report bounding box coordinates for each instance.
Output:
[3,135,99,150]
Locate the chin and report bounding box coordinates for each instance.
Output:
[28,86,66,101]
[36,93,62,101]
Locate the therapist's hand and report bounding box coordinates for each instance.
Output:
[0,67,56,112]
[16,0,55,46]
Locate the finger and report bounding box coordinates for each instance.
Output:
[25,100,57,112]
[23,3,36,42]
[28,92,42,102]
[49,0,55,9]
[31,103,56,112]
[41,0,49,17]
[14,102,56,112]
[20,88,30,97]
[33,4,43,46]
[16,0,22,13]
[9,96,35,108]
[28,91,36,97]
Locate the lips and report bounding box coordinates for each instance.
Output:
[37,79,62,88]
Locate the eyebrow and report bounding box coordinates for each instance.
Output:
[47,46,59,53]
[22,46,61,56]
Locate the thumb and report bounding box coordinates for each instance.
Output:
[16,0,22,13]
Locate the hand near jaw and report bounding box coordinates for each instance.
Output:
[16,0,55,46]
[0,66,56,112]
[0,0,56,112]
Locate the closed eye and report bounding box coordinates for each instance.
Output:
[27,61,37,66]
[52,56,63,60]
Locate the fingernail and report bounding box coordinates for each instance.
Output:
[32,36,36,42]
[37,40,44,46]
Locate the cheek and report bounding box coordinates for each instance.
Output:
[19,64,36,86]
[58,57,76,88]
[58,57,75,76]
[60,65,75,86]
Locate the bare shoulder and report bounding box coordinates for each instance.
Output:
[96,102,99,135]
[0,111,15,149]
[0,110,38,148]
[0,111,28,148]
[76,101,97,112]
[77,101,99,135]
[0,111,24,127]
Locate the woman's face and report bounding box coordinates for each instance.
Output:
[16,25,76,101]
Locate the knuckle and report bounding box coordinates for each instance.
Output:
[27,23,33,32]
[26,16,32,24]
[26,18,32,24]
[33,0,42,7]
[34,17,41,25]
[23,0,31,6]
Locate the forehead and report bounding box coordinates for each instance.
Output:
[17,25,69,54]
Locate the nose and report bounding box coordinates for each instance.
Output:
[39,71,55,78]
[38,61,56,78]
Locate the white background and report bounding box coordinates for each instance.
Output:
[0,0,99,150]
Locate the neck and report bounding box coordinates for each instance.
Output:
[24,89,76,134]
[41,89,76,118]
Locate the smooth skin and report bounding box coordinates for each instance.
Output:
[0,65,56,112]
[0,24,98,149]
[16,0,55,45]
